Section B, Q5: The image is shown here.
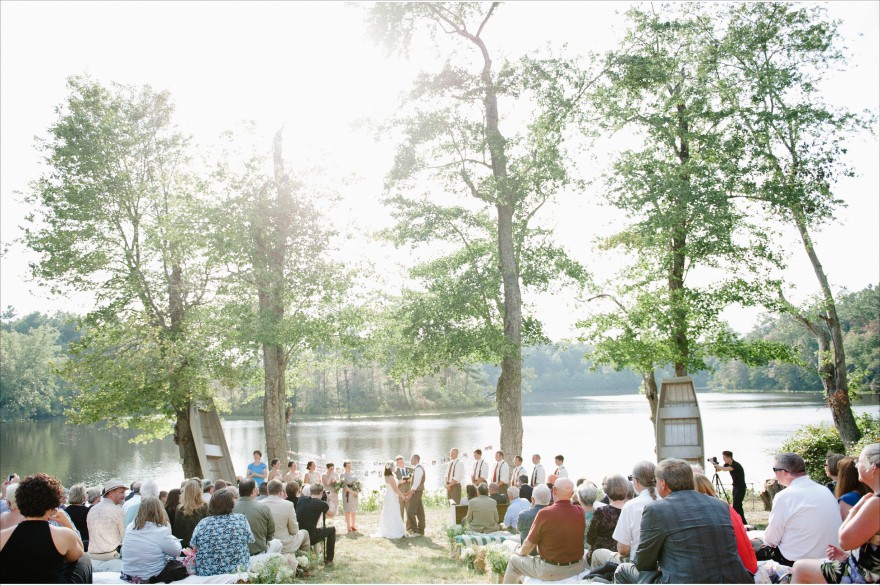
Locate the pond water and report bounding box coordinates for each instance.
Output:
[1,392,876,494]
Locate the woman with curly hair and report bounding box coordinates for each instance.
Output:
[0,473,92,583]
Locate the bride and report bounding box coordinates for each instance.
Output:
[372,460,406,539]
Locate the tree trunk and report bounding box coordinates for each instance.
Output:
[792,206,861,445]
[671,103,690,377]
[643,370,659,425]
[174,407,203,479]
[262,341,288,464]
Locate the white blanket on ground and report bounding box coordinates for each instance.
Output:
[522,568,592,584]
[93,571,243,584]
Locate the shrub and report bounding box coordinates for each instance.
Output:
[778,413,880,483]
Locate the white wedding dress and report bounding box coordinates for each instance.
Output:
[373,476,406,539]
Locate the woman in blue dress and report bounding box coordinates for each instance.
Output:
[190,489,254,576]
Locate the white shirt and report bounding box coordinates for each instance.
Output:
[121,521,181,579]
[122,494,140,514]
[472,459,488,483]
[492,461,510,484]
[87,498,125,558]
[511,465,526,485]
[411,464,425,490]
[531,464,545,485]
[764,475,841,560]
[612,487,655,561]
[554,465,568,478]
[446,459,464,484]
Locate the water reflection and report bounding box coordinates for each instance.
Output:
[1,392,876,495]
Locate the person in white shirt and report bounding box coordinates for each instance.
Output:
[122,480,141,516]
[590,461,658,570]
[120,497,182,582]
[553,455,568,478]
[403,454,426,536]
[493,451,511,493]
[530,455,546,486]
[445,448,465,504]
[758,452,841,565]
[503,486,530,529]
[88,479,128,572]
[511,456,526,489]
[472,449,489,487]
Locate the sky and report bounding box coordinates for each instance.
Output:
[1,1,878,341]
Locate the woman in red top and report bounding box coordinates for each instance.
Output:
[694,473,757,574]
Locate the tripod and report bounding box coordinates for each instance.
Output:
[712,473,731,504]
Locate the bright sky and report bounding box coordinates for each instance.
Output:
[1,1,878,340]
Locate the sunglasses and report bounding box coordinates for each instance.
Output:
[772,467,788,473]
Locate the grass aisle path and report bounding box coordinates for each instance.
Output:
[301,508,487,584]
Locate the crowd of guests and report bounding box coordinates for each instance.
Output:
[0,451,359,584]
[449,444,879,584]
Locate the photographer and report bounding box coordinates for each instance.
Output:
[713,451,746,525]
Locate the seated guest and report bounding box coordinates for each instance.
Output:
[264,479,310,570]
[503,486,529,529]
[591,461,657,569]
[234,478,277,557]
[285,481,300,506]
[172,479,207,548]
[1,474,20,514]
[0,484,23,530]
[834,456,870,521]
[201,479,214,503]
[503,478,586,583]
[576,480,600,550]
[824,453,845,493]
[257,482,269,502]
[0,473,92,584]
[517,476,533,502]
[64,484,90,546]
[86,486,102,507]
[163,488,181,527]
[296,482,336,564]
[158,491,167,505]
[124,479,159,529]
[614,458,753,584]
[213,480,228,491]
[460,484,478,506]
[489,482,509,505]
[758,452,841,565]
[87,479,127,572]
[516,484,551,555]
[586,473,628,562]
[190,488,253,576]
[693,473,757,574]
[464,483,499,533]
[791,443,880,584]
[121,497,182,583]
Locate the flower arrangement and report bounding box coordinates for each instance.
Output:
[332,479,346,492]
[473,546,489,574]
[485,543,512,577]
[445,523,466,550]
[349,479,362,493]
[248,553,295,584]
[460,546,478,568]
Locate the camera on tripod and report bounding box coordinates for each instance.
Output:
[707,456,719,465]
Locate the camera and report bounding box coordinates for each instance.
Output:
[707,457,719,465]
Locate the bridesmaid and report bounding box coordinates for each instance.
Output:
[322,462,339,519]
[304,461,321,486]
[284,461,301,484]
[342,461,360,533]
[267,459,283,482]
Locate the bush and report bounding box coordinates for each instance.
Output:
[778,413,880,483]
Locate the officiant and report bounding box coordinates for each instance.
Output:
[394,455,411,519]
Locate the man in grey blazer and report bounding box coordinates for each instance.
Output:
[464,483,499,533]
[615,458,752,584]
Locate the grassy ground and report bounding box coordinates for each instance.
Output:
[297,504,770,584]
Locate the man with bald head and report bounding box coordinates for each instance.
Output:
[503,477,587,583]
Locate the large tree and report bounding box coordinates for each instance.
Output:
[211,128,353,464]
[715,2,872,444]
[369,2,589,457]
[25,77,221,477]
[580,4,788,412]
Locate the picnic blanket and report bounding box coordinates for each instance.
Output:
[455,531,521,548]
[93,571,243,584]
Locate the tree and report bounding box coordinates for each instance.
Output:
[369,2,589,457]
[715,2,874,444]
[24,77,222,477]
[0,324,62,420]
[211,127,353,464]
[580,4,791,415]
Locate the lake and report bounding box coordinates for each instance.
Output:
[1,392,876,494]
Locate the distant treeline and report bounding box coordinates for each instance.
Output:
[2,282,876,420]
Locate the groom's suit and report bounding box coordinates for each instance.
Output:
[405,463,426,535]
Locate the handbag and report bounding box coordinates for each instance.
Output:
[149,559,189,584]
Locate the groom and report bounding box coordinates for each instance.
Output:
[403,454,426,536]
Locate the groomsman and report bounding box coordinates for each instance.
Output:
[395,455,411,519]
[472,449,489,487]
[554,454,568,478]
[531,454,546,486]
[404,454,426,536]
[493,450,511,495]
[511,456,526,487]
[445,448,465,504]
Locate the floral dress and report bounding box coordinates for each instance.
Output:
[190,513,254,576]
